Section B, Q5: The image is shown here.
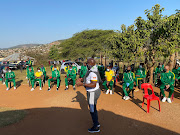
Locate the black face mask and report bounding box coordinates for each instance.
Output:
[127,70,130,72]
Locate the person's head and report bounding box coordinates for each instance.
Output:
[54,64,57,68]
[106,65,111,71]
[115,63,117,66]
[99,63,101,65]
[175,64,179,69]
[27,58,29,60]
[29,67,32,72]
[164,65,170,72]
[127,66,131,72]
[7,67,11,72]
[69,65,72,70]
[87,58,96,70]
[101,64,103,66]
[41,64,44,68]
[159,63,162,67]
[37,67,41,72]
[139,63,143,68]
[84,62,87,66]
[72,63,75,66]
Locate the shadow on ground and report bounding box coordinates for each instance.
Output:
[0,91,179,135]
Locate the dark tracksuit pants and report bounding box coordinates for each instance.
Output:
[87,88,101,127]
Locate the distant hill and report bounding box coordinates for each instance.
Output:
[0,39,66,50]
[1,44,43,50]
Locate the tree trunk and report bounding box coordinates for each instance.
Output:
[149,66,154,85]
[174,51,178,65]
[169,53,175,71]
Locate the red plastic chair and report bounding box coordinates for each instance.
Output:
[141,83,161,113]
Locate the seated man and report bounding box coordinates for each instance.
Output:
[135,63,146,91]
[122,66,135,100]
[40,64,47,81]
[103,65,115,95]
[5,67,16,90]
[48,67,60,91]
[154,63,164,85]
[31,67,43,91]
[65,66,76,90]
[160,65,175,103]
[80,62,87,78]
[72,63,78,74]
[172,64,180,85]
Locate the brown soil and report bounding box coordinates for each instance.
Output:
[0,83,180,135]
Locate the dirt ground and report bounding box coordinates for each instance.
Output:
[0,82,180,135]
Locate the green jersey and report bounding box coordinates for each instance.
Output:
[135,68,146,78]
[72,66,77,74]
[5,71,15,79]
[155,65,164,74]
[67,69,76,79]
[172,68,180,79]
[123,71,135,83]
[160,71,175,85]
[52,70,60,78]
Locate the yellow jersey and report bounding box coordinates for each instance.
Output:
[105,70,115,81]
[35,71,43,77]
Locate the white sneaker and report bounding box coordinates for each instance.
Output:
[39,87,42,90]
[106,90,110,94]
[14,87,16,90]
[26,77,28,79]
[123,96,126,100]
[6,88,9,91]
[125,96,130,100]
[31,88,35,91]
[162,97,167,102]
[3,82,5,85]
[110,90,113,95]
[167,98,172,103]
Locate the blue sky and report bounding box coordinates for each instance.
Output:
[0,0,179,48]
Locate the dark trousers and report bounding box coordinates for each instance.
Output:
[87,89,101,127]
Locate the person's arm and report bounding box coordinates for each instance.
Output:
[12,72,15,78]
[169,72,175,85]
[5,72,8,79]
[160,73,166,85]
[130,72,135,84]
[123,73,127,83]
[84,81,97,88]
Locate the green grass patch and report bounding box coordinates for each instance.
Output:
[0,108,26,127]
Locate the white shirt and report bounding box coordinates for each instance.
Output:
[86,66,100,92]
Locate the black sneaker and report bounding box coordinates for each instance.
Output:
[73,87,76,90]
[56,87,59,91]
[65,87,68,90]
[88,126,100,133]
[47,88,51,91]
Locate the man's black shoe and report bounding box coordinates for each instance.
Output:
[56,87,59,91]
[88,126,100,133]
[73,87,76,90]
[47,88,51,91]
[65,87,68,90]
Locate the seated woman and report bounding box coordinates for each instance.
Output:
[103,65,115,95]
[31,67,43,91]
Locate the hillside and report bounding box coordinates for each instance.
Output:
[0,40,64,58]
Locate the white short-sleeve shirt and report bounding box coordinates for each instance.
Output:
[86,72,99,92]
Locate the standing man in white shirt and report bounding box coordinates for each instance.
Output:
[76,58,101,133]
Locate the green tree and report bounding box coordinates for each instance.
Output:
[59,30,115,60]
